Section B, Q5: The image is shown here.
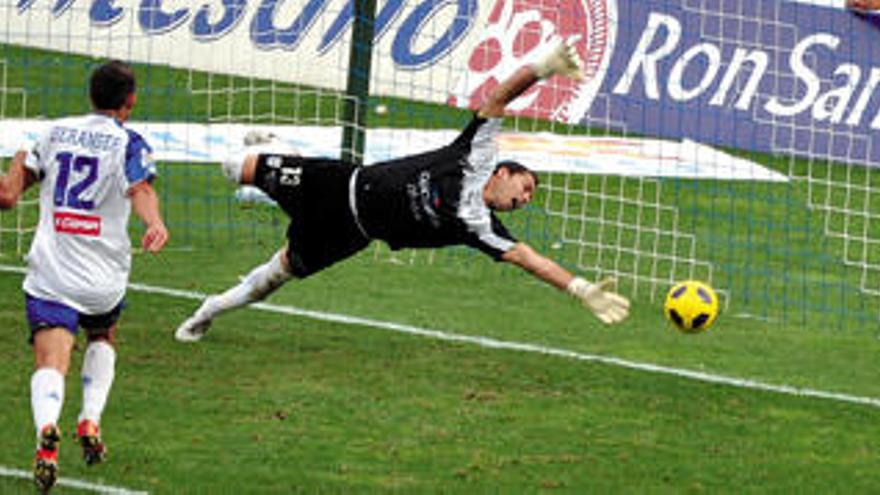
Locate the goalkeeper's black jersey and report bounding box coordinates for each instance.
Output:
[354,116,517,260]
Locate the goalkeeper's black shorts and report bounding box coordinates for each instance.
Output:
[254,154,370,278]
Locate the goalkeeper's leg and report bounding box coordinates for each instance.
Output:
[223,131,299,185]
[222,150,256,184]
[174,248,294,342]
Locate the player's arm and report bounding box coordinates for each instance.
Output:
[0,150,38,210]
[502,242,630,325]
[129,181,169,253]
[478,42,584,119]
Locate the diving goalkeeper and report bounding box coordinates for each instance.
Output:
[175,42,630,343]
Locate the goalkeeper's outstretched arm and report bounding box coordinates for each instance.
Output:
[478,41,584,119]
[502,243,630,325]
[484,41,629,325]
[0,151,37,210]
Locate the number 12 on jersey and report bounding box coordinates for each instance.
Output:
[53,152,99,211]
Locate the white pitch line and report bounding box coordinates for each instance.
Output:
[2,264,879,409]
[0,465,148,495]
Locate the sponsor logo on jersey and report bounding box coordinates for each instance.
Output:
[406,170,441,227]
[54,211,101,236]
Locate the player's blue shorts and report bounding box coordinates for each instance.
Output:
[25,293,124,343]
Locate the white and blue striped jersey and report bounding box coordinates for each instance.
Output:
[22,114,156,314]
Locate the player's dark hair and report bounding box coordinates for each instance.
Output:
[494,160,539,187]
[89,60,136,111]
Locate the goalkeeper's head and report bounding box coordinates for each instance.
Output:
[483,160,539,212]
[89,60,136,121]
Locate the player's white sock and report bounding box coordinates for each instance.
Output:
[223,134,300,184]
[31,367,65,436]
[222,149,249,184]
[78,341,116,424]
[195,250,293,321]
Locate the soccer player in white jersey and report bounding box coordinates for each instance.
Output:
[0,60,168,493]
[175,42,629,344]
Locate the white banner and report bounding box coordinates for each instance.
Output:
[4,0,487,104]
[0,119,787,182]
[4,0,620,111]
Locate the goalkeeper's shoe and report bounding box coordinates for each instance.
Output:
[174,316,212,342]
[34,424,60,494]
[76,419,106,466]
[243,130,300,155]
[174,298,217,342]
[533,40,585,81]
[244,130,276,147]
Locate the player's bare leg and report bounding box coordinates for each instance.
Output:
[175,248,294,342]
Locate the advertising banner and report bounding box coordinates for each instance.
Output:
[452,0,880,165]
[0,119,787,181]
[6,0,878,165]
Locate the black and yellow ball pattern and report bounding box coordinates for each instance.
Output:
[664,280,720,333]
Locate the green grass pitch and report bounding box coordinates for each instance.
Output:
[1,255,879,492]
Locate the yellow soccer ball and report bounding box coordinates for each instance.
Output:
[664,280,720,333]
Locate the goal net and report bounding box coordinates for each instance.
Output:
[1,0,877,329]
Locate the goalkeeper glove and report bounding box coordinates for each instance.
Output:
[533,40,585,81]
[567,277,630,325]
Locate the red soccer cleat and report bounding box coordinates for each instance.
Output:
[34,424,60,493]
[76,419,106,465]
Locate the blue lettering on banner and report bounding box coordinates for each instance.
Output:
[90,0,125,26]
[16,0,475,69]
[51,0,75,17]
[318,0,355,53]
[318,0,405,54]
[251,0,328,50]
[15,0,880,165]
[192,0,247,41]
[16,0,37,13]
[392,0,476,69]
[139,0,190,34]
